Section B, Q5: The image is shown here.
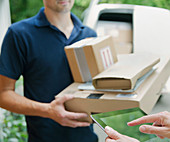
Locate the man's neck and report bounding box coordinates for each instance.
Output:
[44,8,74,39]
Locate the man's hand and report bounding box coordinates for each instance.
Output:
[105,126,139,142]
[48,95,90,128]
[128,111,170,139]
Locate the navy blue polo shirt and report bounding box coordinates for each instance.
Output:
[0,8,98,142]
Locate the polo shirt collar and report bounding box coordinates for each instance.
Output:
[34,7,50,27]
[34,7,85,29]
[71,12,84,29]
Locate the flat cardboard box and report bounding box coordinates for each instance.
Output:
[57,56,170,123]
[93,54,160,90]
[65,36,118,82]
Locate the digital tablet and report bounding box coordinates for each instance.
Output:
[91,107,156,142]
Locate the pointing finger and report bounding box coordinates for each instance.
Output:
[128,114,161,126]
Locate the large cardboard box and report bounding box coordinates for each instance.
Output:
[96,21,133,54]
[57,56,170,123]
[96,21,133,43]
[114,42,132,54]
[65,36,118,82]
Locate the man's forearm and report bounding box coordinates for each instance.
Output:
[0,90,91,128]
[0,90,50,118]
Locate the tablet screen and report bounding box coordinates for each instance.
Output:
[91,107,156,141]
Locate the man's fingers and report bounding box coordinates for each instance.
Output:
[62,119,90,128]
[71,120,90,127]
[65,111,88,120]
[55,95,74,104]
[139,125,167,135]
[105,126,121,140]
[128,114,161,126]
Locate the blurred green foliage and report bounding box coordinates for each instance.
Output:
[9,0,170,23]
[3,112,27,142]
[1,77,26,142]
[9,0,44,23]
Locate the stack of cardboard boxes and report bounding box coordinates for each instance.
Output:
[59,35,170,123]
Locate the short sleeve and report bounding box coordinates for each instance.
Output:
[0,27,26,80]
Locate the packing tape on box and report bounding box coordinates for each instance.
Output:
[74,47,92,82]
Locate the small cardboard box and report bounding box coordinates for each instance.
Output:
[57,56,170,123]
[65,36,118,82]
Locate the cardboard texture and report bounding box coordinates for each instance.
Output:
[96,21,133,54]
[114,42,132,54]
[96,21,133,43]
[57,56,170,123]
[93,54,160,90]
[78,68,155,93]
[65,36,118,82]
